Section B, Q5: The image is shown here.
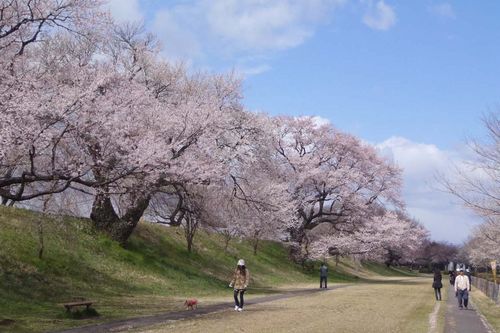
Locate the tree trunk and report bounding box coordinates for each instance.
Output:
[253,238,259,255]
[182,214,199,253]
[1,196,15,206]
[90,192,150,246]
[223,233,231,252]
[38,219,44,259]
[288,225,306,262]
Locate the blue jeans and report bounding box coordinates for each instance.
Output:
[457,289,468,308]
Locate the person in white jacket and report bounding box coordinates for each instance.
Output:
[454,269,470,309]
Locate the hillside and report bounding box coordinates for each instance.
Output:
[0,206,414,333]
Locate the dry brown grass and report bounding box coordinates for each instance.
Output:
[470,288,500,332]
[139,277,437,333]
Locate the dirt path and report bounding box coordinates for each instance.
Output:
[51,285,350,333]
[428,301,441,333]
[444,285,494,333]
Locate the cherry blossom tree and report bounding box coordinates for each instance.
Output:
[149,184,206,253]
[463,220,500,265]
[227,173,297,255]
[270,116,404,260]
[1,1,429,257]
[308,209,428,265]
[1,3,260,244]
[148,114,297,253]
[0,0,111,204]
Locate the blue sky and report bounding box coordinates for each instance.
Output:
[241,1,500,148]
[108,0,498,243]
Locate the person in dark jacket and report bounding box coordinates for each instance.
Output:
[320,263,328,289]
[449,270,456,286]
[432,269,443,301]
[465,268,472,291]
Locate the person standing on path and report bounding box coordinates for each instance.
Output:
[432,269,443,301]
[229,259,250,312]
[454,269,470,309]
[320,263,328,289]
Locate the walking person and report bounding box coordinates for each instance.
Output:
[454,269,470,309]
[432,269,442,301]
[229,259,250,312]
[320,263,328,289]
[447,261,454,275]
[465,268,472,291]
[449,270,456,286]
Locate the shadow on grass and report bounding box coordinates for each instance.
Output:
[60,308,99,320]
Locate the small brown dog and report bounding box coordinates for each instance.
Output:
[184,299,198,310]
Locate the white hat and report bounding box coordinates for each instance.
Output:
[237,259,245,266]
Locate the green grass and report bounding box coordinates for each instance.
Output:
[0,206,418,333]
[360,261,418,277]
[0,206,336,332]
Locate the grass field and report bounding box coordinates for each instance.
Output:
[140,276,439,333]
[0,206,378,333]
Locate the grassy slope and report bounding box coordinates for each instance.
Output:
[0,206,417,333]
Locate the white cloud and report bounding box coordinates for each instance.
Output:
[151,0,345,66]
[204,0,341,52]
[105,0,144,23]
[376,137,453,178]
[238,64,272,76]
[375,136,482,243]
[362,0,396,31]
[429,3,456,19]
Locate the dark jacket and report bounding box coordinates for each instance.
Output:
[320,265,328,277]
[449,271,456,285]
[432,272,443,289]
[465,271,472,290]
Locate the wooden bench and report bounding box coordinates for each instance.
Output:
[63,301,94,312]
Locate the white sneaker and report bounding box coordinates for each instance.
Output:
[234,306,239,311]
[237,307,243,312]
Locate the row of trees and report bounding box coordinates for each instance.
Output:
[0,0,429,263]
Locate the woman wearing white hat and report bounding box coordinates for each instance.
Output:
[229,259,250,311]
